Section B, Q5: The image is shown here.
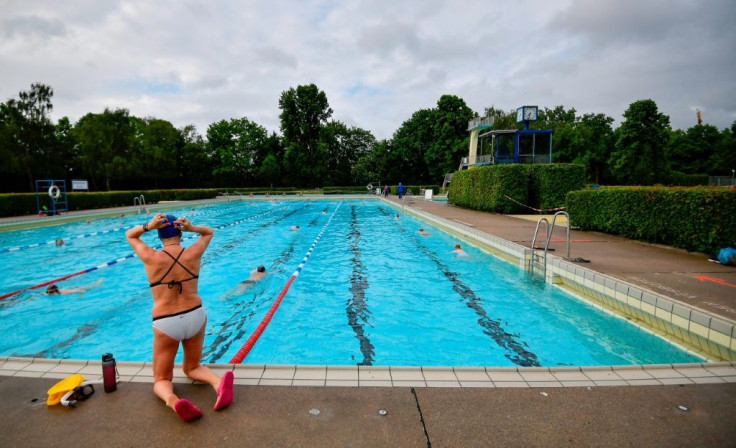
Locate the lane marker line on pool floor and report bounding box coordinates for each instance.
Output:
[229,201,343,364]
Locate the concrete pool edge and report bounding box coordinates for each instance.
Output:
[0,194,379,231]
[1,356,735,388]
[391,199,736,363]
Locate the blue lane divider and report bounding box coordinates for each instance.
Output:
[0,205,290,301]
[0,227,128,254]
[0,201,279,254]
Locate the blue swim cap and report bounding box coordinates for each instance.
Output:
[158,214,182,239]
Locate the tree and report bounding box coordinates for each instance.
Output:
[390,108,436,183]
[537,106,577,164]
[206,118,268,187]
[279,84,333,187]
[0,83,56,190]
[570,113,615,184]
[667,124,723,175]
[138,118,180,188]
[321,121,376,186]
[178,125,214,187]
[427,95,474,182]
[352,139,391,185]
[709,124,736,176]
[609,99,671,185]
[71,108,135,190]
[53,116,78,181]
[258,153,281,187]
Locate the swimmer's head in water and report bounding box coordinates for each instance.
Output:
[454,244,461,249]
[257,265,266,273]
[47,285,60,295]
[158,214,182,239]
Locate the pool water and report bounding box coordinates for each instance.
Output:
[0,200,701,366]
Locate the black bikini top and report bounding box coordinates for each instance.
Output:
[149,248,199,293]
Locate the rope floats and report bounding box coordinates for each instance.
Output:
[228,202,343,364]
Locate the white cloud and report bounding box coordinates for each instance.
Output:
[0,0,734,140]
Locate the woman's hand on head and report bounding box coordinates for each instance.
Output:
[175,217,191,231]
[149,213,169,230]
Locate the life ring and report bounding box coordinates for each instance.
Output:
[48,185,61,200]
[366,183,373,191]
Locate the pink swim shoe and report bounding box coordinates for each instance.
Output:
[174,399,203,422]
[214,371,234,411]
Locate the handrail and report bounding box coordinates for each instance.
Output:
[133,195,146,212]
[133,195,146,206]
[530,218,550,278]
[551,211,570,259]
[530,211,572,279]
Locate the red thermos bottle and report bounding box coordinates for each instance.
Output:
[102,353,117,393]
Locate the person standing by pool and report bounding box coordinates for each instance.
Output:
[383,185,389,197]
[397,182,404,199]
[125,213,234,422]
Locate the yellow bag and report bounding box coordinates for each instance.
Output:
[47,374,85,406]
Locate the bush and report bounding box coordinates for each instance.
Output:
[0,189,220,218]
[448,164,585,214]
[566,186,736,255]
[323,186,371,194]
[667,172,709,186]
[530,164,587,211]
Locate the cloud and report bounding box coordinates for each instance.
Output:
[0,0,734,141]
[1,15,66,39]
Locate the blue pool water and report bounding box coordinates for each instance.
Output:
[0,200,701,366]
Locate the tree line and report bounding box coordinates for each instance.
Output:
[1,82,734,192]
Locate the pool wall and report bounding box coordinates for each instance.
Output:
[547,261,736,362]
[389,200,736,363]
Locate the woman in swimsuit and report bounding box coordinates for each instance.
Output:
[126,213,233,422]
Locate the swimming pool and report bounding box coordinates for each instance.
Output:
[0,200,701,367]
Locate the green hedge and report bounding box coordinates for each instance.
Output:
[0,189,220,218]
[566,186,736,254]
[322,186,372,194]
[448,164,585,214]
[0,193,42,217]
[667,172,709,186]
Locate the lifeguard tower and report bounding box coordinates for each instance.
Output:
[461,105,553,168]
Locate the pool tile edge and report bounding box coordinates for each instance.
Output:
[2,358,735,389]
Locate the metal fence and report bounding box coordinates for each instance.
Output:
[708,176,736,187]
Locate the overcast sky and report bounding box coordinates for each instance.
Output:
[1,0,734,140]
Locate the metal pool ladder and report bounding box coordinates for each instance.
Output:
[133,194,146,212]
[530,211,570,279]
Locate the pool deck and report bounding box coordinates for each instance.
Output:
[1,196,735,447]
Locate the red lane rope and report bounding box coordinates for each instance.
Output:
[228,201,343,364]
[0,270,89,300]
[504,195,565,213]
[228,276,296,364]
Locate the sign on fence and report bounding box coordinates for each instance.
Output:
[71,179,89,191]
